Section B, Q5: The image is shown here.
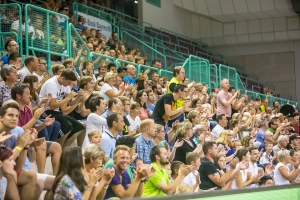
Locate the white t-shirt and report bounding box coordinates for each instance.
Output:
[126,115,141,132]
[11,20,35,39]
[18,67,33,81]
[39,76,71,111]
[211,124,225,139]
[246,162,258,188]
[99,83,118,101]
[260,152,273,166]
[83,113,107,150]
[181,170,199,192]
[231,163,248,189]
[274,163,290,185]
[33,72,43,84]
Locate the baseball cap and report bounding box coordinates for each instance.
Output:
[289,135,300,141]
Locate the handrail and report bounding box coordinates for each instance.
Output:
[155,40,189,58]
[24,4,70,67]
[121,30,166,68]
[154,41,187,59]
[69,23,90,60]
[0,3,23,56]
[144,27,171,42]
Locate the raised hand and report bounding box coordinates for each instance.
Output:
[17,129,30,149]
[82,89,93,102]
[136,164,156,179]
[0,132,13,144]
[229,157,239,169]
[102,168,115,184]
[172,120,180,130]
[33,107,45,120]
[30,137,45,148]
[238,161,249,170]
[89,168,104,185]
[26,129,39,146]
[67,91,77,100]
[178,165,194,177]
[173,140,184,149]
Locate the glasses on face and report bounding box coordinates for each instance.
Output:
[39,62,47,65]
[10,44,19,47]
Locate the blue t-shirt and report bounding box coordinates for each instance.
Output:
[104,168,131,199]
[0,54,8,66]
[9,126,31,170]
[123,76,136,84]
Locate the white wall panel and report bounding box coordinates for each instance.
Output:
[191,14,200,38]
[233,0,248,13]
[236,21,248,35]
[288,30,300,39]
[199,17,212,38]
[274,17,286,31]
[260,0,275,11]
[182,0,196,12]
[261,18,274,32]
[262,32,275,41]
[274,31,288,40]
[224,23,235,35]
[206,0,222,16]
[237,35,250,43]
[212,21,223,37]
[246,0,261,12]
[224,36,238,44]
[193,0,209,15]
[249,33,263,42]
[287,17,300,30]
[219,0,235,15]
[248,19,261,33]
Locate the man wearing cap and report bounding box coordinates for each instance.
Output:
[118,66,127,79]
[287,135,300,150]
[57,6,69,24]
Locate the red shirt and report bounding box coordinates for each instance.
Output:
[293,124,299,135]
[18,105,33,127]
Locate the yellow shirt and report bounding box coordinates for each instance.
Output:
[142,162,170,197]
[260,104,266,113]
[167,77,184,108]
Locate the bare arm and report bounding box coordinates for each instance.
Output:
[221,93,237,107]
[278,165,300,181]
[164,104,184,120]
[111,176,143,198]
[157,174,185,195]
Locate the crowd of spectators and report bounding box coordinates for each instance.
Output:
[0,1,300,200]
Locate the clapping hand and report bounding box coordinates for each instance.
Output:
[0,132,13,144]
[89,168,104,185]
[102,168,115,184]
[43,114,55,126]
[173,140,184,149]
[178,165,194,177]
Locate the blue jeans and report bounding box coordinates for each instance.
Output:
[36,119,61,141]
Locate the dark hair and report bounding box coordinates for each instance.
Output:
[5,38,15,51]
[60,69,77,81]
[151,59,160,66]
[23,75,38,101]
[0,146,13,161]
[137,79,146,91]
[150,145,163,163]
[107,112,119,128]
[24,56,36,66]
[111,31,117,36]
[191,98,200,108]
[52,146,86,193]
[248,147,258,154]
[0,102,19,117]
[174,84,187,93]
[203,141,216,155]
[86,36,93,41]
[216,114,225,123]
[116,136,135,148]
[171,161,183,176]
[89,96,104,113]
[11,83,30,100]
[82,60,93,70]
[268,117,278,127]
[107,62,116,71]
[1,65,16,82]
[8,53,21,63]
[228,87,235,93]
[136,89,147,109]
[290,149,296,156]
[108,98,118,109]
[152,84,158,91]
[259,175,273,186]
[235,148,249,162]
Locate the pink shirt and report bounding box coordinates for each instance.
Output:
[18,105,33,127]
[139,108,149,121]
[217,90,232,117]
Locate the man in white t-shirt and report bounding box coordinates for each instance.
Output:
[246,147,261,188]
[211,114,227,139]
[182,152,201,192]
[39,68,86,148]
[18,56,39,81]
[126,102,141,132]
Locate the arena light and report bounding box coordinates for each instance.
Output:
[134,0,138,3]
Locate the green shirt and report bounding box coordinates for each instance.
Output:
[142,162,170,197]
[104,159,134,180]
[267,128,275,134]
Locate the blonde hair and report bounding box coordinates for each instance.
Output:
[176,122,193,138]
[216,130,233,147]
[78,76,93,89]
[87,130,102,140]
[277,149,290,162]
[175,183,193,194]
[51,64,65,75]
[186,152,201,165]
[83,144,105,164]
[118,96,130,104]
[104,71,116,82]
[155,124,164,133]
[187,110,200,123]
[140,119,154,131]
[113,145,130,160]
[130,101,141,110]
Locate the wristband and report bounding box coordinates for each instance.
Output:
[16,146,23,152]
[23,146,30,150]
